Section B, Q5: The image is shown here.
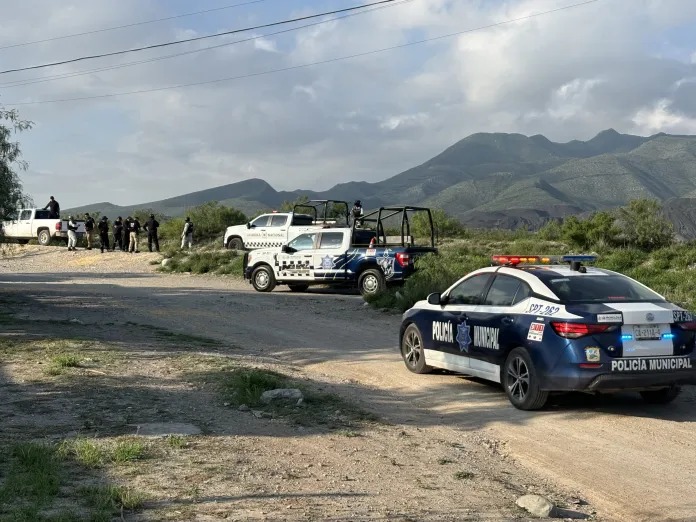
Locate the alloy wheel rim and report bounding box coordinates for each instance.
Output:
[403,330,421,368]
[507,357,530,402]
[256,271,269,288]
[363,275,378,293]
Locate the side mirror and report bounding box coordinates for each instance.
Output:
[427,292,445,306]
[281,244,293,253]
[246,222,251,229]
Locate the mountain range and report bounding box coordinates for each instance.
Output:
[66,129,696,237]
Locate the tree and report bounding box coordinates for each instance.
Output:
[617,199,673,251]
[0,107,33,218]
[279,195,310,212]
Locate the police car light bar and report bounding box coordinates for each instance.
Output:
[491,254,598,266]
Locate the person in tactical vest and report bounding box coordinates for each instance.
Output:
[127,216,141,253]
[144,214,160,252]
[43,196,60,218]
[67,215,78,251]
[98,216,110,253]
[112,216,124,251]
[84,213,96,250]
[181,217,193,249]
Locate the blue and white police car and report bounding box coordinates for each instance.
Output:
[399,255,696,410]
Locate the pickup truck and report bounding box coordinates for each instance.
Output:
[0,209,85,246]
[223,199,350,251]
[243,206,438,298]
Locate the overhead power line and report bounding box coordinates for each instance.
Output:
[0,0,272,51]
[0,0,398,76]
[3,0,600,107]
[0,0,415,90]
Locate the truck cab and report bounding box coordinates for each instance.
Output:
[223,200,350,251]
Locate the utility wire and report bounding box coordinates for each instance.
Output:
[3,0,600,107]
[0,0,415,89]
[0,0,397,75]
[0,0,272,51]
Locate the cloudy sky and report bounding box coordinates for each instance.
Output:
[1,0,696,209]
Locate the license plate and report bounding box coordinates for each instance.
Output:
[633,325,661,340]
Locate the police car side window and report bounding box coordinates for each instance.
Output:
[288,233,317,251]
[482,275,524,307]
[448,275,490,305]
[319,232,344,249]
[250,215,269,227]
[270,215,287,227]
[511,281,532,305]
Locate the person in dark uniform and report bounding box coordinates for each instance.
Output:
[144,214,160,252]
[112,216,124,251]
[84,213,96,250]
[128,216,141,253]
[98,216,110,253]
[43,196,60,218]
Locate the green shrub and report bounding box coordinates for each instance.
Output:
[222,368,287,406]
[161,248,243,276]
[616,199,674,251]
[158,202,247,242]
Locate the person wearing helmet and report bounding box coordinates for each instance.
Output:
[351,200,364,226]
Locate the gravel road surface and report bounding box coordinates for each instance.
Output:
[2,246,695,521]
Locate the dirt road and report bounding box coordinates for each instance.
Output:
[1,247,695,521]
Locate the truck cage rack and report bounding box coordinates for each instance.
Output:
[354,205,435,248]
[291,199,350,228]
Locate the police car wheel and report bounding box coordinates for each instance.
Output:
[358,269,386,296]
[252,265,276,292]
[639,385,681,404]
[227,237,244,250]
[503,348,548,410]
[401,324,431,374]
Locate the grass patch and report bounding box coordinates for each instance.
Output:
[59,437,149,468]
[437,458,455,465]
[223,368,288,407]
[159,246,243,276]
[453,471,475,480]
[112,438,147,463]
[59,439,105,468]
[51,354,81,368]
[0,443,61,505]
[166,435,188,449]
[80,484,147,512]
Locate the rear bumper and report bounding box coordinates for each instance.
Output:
[541,367,696,392]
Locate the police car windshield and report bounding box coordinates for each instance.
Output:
[539,273,665,303]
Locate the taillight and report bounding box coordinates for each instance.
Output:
[55,222,62,231]
[676,322,696,331]
[395,252,410,267]
[551,322,615,339]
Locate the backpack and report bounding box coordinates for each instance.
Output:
[186,222,194,235]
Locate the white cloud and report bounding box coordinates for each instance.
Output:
[1,0,696,208]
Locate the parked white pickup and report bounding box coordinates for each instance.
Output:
[0,208,85,245]
[223,212,346,251]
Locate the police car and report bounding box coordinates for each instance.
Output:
[399,255,696,410]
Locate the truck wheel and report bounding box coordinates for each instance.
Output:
[38,229,52,246]
[358,268,385,296]
[640,386,681,404]
[288,284,309,292]
[252,265,276,292]
[227,237,244,251]
[503,348,549,410]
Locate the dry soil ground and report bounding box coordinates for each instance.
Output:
[1,245,694,521]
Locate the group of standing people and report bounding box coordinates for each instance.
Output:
[64,212,194,252]
[67,213,163,253]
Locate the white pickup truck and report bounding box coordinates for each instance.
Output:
[223,200,350,251]
[0,208,85,246]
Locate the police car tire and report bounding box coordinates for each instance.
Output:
[401,324,431,374]
[227,237,244,250]
[358,269,386,296]
[639,385,681,404]
[288,284,309,292]
[503,348,549,411]
[251,265,276,292]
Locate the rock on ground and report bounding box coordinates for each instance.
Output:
[516,494,556,518]
[260,388,303,404]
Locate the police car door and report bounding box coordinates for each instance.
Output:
[276,232,317,281]
[313,231,347,281]
[471,274,533,382]
[428,273,493,374]
[247,215,270,249]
